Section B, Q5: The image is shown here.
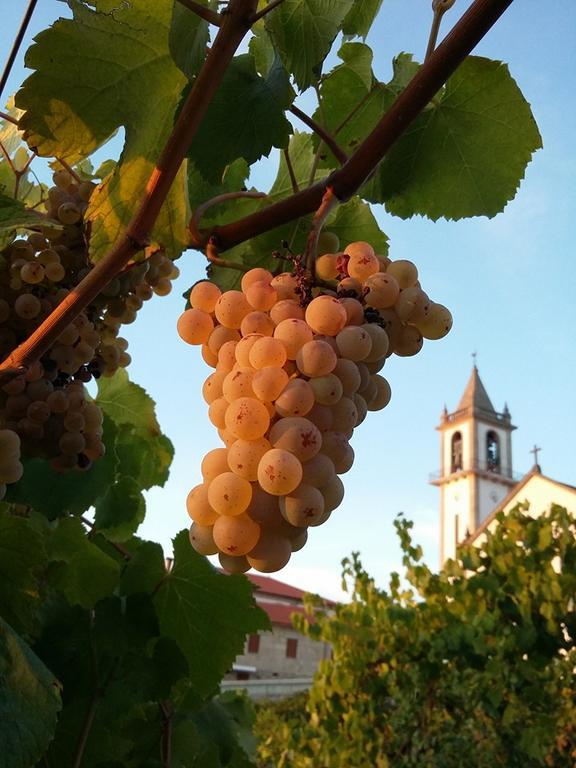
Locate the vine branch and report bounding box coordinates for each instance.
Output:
[0,0,259,376]
[283,148,299,194]
[289,104,348,164]
[250,0,286,23]
[0,0,39,102]
[0,110,19,126]
[189,189,266,244]
[176,0,222,26]
[190,0,514,254]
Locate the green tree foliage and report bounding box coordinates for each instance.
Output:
[256,506,576,768]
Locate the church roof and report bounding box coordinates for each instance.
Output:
[456,365,496,415]
[463,466,576,546]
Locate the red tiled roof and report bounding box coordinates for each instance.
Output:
[259,601,315,627]
[245,573,309,600]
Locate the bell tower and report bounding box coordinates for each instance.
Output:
[431,365,517,564]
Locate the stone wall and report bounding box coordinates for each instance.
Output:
[232,624,331,679]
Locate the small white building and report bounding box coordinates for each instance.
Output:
[431,365,576,563]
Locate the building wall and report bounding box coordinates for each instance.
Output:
[477,475,576,541]
[232,624,331,679]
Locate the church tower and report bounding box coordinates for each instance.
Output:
[431,366,517,564]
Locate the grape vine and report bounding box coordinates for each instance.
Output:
[0,0,545,763]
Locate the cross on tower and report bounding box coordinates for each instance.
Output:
[471,351,477,368]
[530,444,542,469]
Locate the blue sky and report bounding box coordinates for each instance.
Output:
[2,1,575,600]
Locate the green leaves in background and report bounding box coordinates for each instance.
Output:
[257,507,576,768]
[363,56,543,220]
[0,618,62,768]
[97,369,161,434]
[48,517,121,609]
[265,0,355,91]
[16,0,189,262]
[187,54,293,184]
[0,509,48,635]
[0,192,54,250]
[154,531,270,698]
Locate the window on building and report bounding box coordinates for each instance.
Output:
[247,634,260,654]
[286,638,298,658]
[451,432,463,472]
[486,431,500,472]
[454,513,459,550]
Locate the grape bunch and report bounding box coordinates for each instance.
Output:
[177,239,452,573]
[0,428,23,500]
[0,170,180,473]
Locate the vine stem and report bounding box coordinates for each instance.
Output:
[283,148,299,194]
[0,0,259,376]
[425,0,457,61]
[81,516,132,561]
[176,0,222,26]
[0,110,19,126]
[188,189,266,244]
[289,104,348,165]
[191,0,514,253]
[250,0,286,23]
[0,0,38,103]
[304,186,339,278]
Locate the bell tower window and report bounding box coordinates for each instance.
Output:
[486,431,500,472]
[451,432,463,473]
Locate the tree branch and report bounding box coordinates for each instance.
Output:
[190,0,514,253]
[289,104,348,165]
[0,0,259,376]
[250,0,286,24]
[176,0,222,26]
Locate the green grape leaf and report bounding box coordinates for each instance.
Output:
[169,0,216,80]
[196,133,322,293]
[16,0,189,261]
[268,131,319,201]
[49,517,121,608]
[342,0,384,37]
[265,0,355,91]
[5,418,119,519]
[387,52,421,94]
[0,509,48,635]
[120,541,166,595]
[327,196,388,255]
[363,56,543,220]
[94,477,146,543]
[313,44,392,168]
[188,158,251,211]
[153,531,270,698]
[172,692,257,767]
[187,54,293,184]
[114,428,174,492]
[0,192,55,250]
[97,369,161,435]
[249,24,277,78]
[0,618,62,768]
